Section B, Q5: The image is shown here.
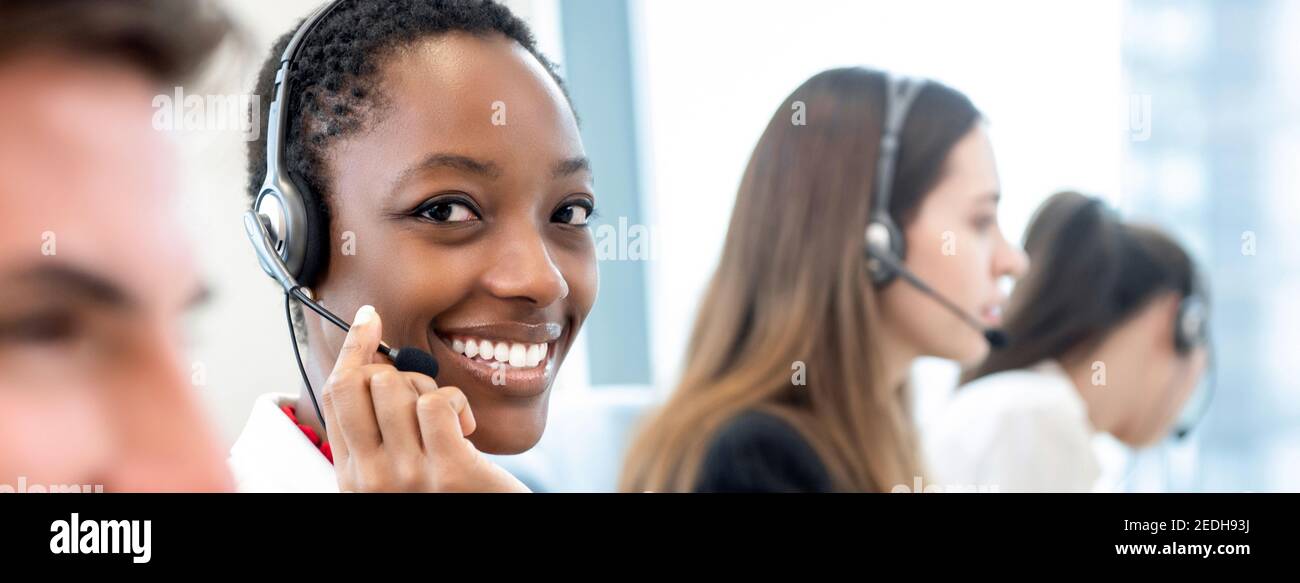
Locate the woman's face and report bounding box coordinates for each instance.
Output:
[308,33,597,455]
[879,125,1028,366]
[1112,296,1208,446]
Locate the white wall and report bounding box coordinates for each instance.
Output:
[173,0,315,446]
[630,0,1126,414]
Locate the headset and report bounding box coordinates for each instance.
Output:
[248,0,340,289]
[862,74,1008,348]
[1171,261,1212,439]
[243,0,438,432]
[1173,284,1207,355]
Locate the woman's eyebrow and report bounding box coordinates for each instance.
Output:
[390,152,504,194]
[553,156,590,179]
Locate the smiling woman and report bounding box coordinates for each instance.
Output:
[229,0,598,493]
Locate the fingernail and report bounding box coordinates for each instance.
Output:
[354,305,376,326]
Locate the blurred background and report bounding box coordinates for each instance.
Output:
[177,0,1297,491]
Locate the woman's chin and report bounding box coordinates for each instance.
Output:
[929,330,990,367]
[462,400,549,455]
[467,429,543,455]
[957,342,991,367]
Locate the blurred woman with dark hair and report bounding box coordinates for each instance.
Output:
[927,191,1210,492]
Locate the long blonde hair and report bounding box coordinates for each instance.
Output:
[619,68,981,492]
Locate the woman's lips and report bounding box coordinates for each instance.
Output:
[426,322,564,398]
[980,304,1004,327]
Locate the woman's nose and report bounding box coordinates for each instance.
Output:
[995,231,1030,279]
[481,231,569,307]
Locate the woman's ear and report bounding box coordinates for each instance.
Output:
[1138,292,1183,355]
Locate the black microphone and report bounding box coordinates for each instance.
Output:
[290,287,439,378]
[867,248,1009,349]
[982,328,1009,350]
[391,347,440,379]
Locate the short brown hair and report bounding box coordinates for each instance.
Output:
[0,0,231,84]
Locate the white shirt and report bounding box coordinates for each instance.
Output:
[924,360,1101,493]
[228,393,339,493]
[228,392,555,492]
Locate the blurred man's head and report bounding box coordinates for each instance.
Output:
[0,0,233,492]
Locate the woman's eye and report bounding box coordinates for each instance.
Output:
[972,215,996,233]
[418,201,478,223]
[553,203,592,226]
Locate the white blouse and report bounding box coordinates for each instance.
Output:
[228,393,339,493]
[925,360,1102,493]
[228,392,555,492]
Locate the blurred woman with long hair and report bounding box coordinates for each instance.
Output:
[620,68,1028,492]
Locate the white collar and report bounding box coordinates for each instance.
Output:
[1028,358,1097,434]
[228,393,338,493]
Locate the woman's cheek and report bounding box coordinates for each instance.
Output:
[560,241,599,314]
[960,234,997,299]
[1132,360,1182,445]
[579,252,599,312]
[1160,354,1205,435]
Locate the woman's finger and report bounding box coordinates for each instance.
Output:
[369,368,423,454]
[415,386,476,459]
[320,384,349,463]
[404,371,440,395]
[321,366,382,454]
[328,305,382,379]
[406,374,475,437]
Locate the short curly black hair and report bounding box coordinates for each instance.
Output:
[246,0,570,216]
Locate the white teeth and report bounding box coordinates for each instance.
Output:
[446,336,551,369]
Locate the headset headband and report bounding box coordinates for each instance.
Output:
[871,75,927,220]
[263,0,344,186]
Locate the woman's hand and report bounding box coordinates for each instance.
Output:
[319,305,529,493]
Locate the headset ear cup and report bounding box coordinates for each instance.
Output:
[1174,295,1206,355]
[1174,299,1189,354]
[865,215,906,286]
[294,178,330,289]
